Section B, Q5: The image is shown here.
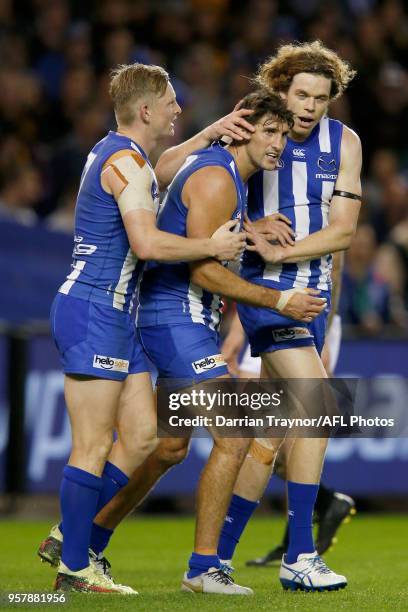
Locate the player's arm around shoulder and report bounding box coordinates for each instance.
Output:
[155,109,255,190]
[101,150,244,262]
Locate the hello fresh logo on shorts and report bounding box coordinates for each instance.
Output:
[192,354,226,374]
[93,354,129,373]
[272,327,312,342]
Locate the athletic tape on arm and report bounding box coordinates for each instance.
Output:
[275,288,307,312]
[109,154,156,216]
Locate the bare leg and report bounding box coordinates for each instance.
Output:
[194,434,250,554]
[233,454,273,502]
[217,349,328,566]
[95,437,190,530]
[65,375,122,475]
[273,439,294,480]
[60,375,122,572]
[261,347,329,484]
[108,373,158,476]
[233,362,285,501]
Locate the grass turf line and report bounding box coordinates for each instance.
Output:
[0,515,406,611]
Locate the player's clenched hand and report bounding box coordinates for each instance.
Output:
[211,219,246,261]
[202,109,255,143]
[251,213,296,246]
[276,288,327,322]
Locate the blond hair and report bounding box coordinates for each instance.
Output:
[109,63,169,125]
[256,41,356,99]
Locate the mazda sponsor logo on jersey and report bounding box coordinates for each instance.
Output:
[192,354,226,374]
[272,327,312,342]
[316,173,338,179]
[276,158,285,169]
[293,148,305,158]
[93,354,129,373]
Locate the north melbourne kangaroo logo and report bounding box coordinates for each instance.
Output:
[317,154,337,172]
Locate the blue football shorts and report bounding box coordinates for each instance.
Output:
[237,290,331,357]
[137,323,229,385]
[50,293,148,381]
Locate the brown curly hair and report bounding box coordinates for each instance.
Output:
[256,41,356,100]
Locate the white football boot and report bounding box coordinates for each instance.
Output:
[181,565,253,595]
[55,560,138,595]
[38,524,63,567]
[38,525,114,580]
[280,551,347,592]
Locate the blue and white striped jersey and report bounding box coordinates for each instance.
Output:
[58,131,159,312]
[242,116,343,292]
[137,143,246,331]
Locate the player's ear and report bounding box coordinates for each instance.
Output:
[140,102,151,124]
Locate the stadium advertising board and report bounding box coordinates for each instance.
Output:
[0,336,407,495]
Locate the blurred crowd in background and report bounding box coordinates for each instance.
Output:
[0,0,408,335]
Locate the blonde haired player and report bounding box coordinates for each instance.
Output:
[43,62,250,594]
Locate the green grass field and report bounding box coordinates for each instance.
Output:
[0,515,406,611]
